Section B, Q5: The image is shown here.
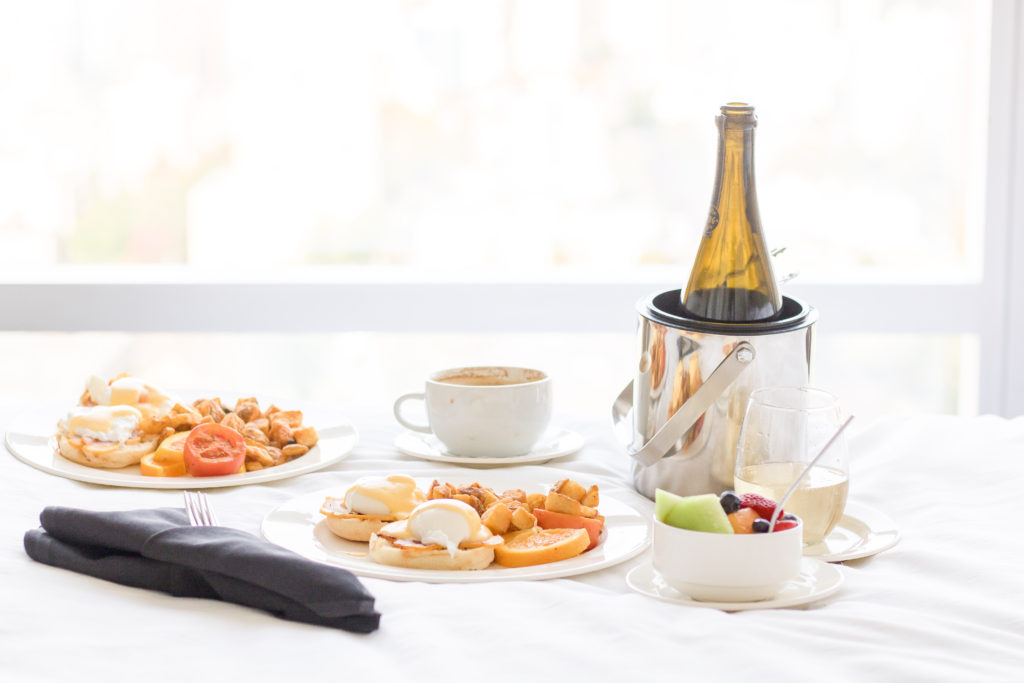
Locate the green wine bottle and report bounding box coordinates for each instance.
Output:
[682,103,782,322]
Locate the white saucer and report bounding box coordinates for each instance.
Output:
[626,558,843,611]
[393,428,584,466]
[803,501,900,563]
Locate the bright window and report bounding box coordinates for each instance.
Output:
[0,1,1018,419]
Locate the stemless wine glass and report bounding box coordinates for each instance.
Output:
[734,387,849,545]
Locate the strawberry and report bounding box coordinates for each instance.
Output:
[772,519,799,532]
[739,493,784,520]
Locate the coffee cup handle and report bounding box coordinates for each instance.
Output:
[393,393,432,433]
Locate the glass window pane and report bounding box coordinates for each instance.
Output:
[0,331,975,425]
[0,1,991,274]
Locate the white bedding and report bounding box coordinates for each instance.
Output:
[3,405,1022,682]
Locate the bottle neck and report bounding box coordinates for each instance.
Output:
[707,116,760,237]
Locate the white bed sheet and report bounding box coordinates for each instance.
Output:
[3,404,1022,682]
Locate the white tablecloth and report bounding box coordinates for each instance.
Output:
[4,405,1023,682]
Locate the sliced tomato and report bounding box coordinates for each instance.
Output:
[532,508,604,550]
[183,423,246,477]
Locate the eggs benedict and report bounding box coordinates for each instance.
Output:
[55,374,179,469]
[321,474,426,542]
[368,499,503,570]
[82,374,178,426]
[56,404,161,468]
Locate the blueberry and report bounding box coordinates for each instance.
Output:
[719,491,742,515]
[782,513,797,522]
[752,518,770,533]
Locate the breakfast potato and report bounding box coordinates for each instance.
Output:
[545,491,584,516]
[501,489,528,505]
[221,412,246,432]
[268,420,293,446]
[245,443,275,466]
[234,398,261,422]
[510,505,537,530]
[580,485,600,509]
[482,502,513,534]
[553,478,588,502]
[282,444,308,458]
[274,410,304,428]
[526,492,546,510]
[293,425,319,448]
[243,424,269,445]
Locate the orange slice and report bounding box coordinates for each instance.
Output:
[140,452,186,477]
[153,431,189,465]
[493,527,590,568]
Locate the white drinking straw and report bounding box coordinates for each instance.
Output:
[768,415,855,532]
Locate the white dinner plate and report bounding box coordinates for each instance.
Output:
[803,501,900,563]
[393,428,584,466]
[626,557,843,611]
[260,466,652,583]
[4,396,358,489]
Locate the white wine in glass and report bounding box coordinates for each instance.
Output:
[734,387,849,544]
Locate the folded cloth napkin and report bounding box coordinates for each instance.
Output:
[24,506,379,633]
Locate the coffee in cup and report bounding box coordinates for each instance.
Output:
[393,366,551,458]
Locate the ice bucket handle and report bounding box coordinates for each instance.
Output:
[612,341,756,467]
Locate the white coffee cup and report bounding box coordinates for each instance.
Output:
[393,366,552,458]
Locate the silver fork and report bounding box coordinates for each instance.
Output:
[183,490,219,526]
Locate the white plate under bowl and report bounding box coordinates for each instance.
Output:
[626,557,843,611]
[260,466,652,583]
[803,501,900,563]
[4,396,358,489]
[393,428,583,466]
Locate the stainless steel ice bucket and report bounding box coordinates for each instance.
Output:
[612,290,817,500]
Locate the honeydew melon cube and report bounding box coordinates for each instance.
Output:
[655,490,734,534]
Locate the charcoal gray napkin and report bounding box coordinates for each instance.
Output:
[24,506,379,633]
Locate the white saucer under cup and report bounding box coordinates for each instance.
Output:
[802,501,900,562]
[626,558,843,611]
[394,428,584,466]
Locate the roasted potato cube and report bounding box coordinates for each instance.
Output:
[245,443,274,466]
[221,412,246,432]
[580,485,599,509]
[510,505,537,530]
[274,410,303,428]
[454,493,481,516]
[526,492,546,510]
[428,481,454,499]
[293,425,319,448]
[281,443,309,458]
[242,424,269,445]
[501,489,527,505]
[193,399,226,423]
[545,491,583,516]
[481,503,512,534]
[249,417,270,434]
[579,505,599,518]
[478,488,499,509]
[268,420,293,446]
[553,478,588,501]
[234,398,261,422]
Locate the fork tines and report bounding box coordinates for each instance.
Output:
[183,490,219,526]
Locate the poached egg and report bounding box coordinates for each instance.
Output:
[322,474,425,518]
[385,499,495,557]
[58,404,144,444]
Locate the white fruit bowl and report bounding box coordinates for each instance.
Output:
[652,518,802,602]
